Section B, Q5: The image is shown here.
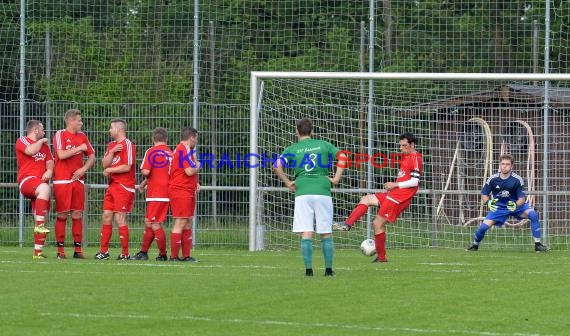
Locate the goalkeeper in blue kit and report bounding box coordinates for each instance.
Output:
[467,154,549,252]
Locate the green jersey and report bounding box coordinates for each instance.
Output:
[281,138,340,196]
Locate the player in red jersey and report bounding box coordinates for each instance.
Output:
[94,119,136,260]
[52,109,95,259]
[333,132,423,263]
[133,127,172,261]
[15,120,54,259]
[168,127,200,262]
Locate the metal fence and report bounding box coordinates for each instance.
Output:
[0,102,251,248]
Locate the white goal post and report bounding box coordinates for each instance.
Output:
[249,72,570,252]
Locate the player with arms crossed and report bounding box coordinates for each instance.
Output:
[134,127,172,261]
[334,132,422,263]
[15,120,54,259]
[467,154,549,252]
[168,126,200,262]
[95,119,136,260]
[274,117,346,277]
[52,109,95,259]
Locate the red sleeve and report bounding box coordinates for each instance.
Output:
[181,159,190,169]
[119,140,135,166]
[128,141,135,165]
[15,138,27,154]
[413,153,423,174]
[105,142,113,157]
[43,143,54,161]
[179,146,196,169]
[141,148,152,170]
[53,131,64,151]
[82,134,95,156]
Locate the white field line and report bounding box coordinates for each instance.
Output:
[0,259,565,276]
[19,312,547,336]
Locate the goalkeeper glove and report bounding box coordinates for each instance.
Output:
[486,198,498,212]
[507,201,517,212]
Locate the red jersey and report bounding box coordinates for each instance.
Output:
[169,143,198,192]
[53,129,95,182]
[387,151,423,203]
[15,136,54,183]
[140,144,172,200]
[105,138,136,188]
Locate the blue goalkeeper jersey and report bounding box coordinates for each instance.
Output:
[481,172,526,206]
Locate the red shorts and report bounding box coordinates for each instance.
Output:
[53,181,85,212]
[145,201,169,223]
[103,184,135,212]
[169,191,196,219]
[19,176,48,199]
[375,192,413,223]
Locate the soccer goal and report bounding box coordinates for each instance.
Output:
[249,72,570,252]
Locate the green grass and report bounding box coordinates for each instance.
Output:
[1,247,569,336]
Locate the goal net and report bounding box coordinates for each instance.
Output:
[250,72,570,252]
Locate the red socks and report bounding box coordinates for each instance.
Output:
[100,225,129,256]
[170,232,182,259]
[54,217,83,254]
[55,217,67,254]
[374,232,387,262]
[154,227,167,256]
[71,218,83,252]
[181,229,193,258]
[34,198,50,224]
[100,224,113,253]
[32,198,50,256]
[141,226,166,256]
[34,233,46,255]
[140,227,155,253]
[346,204,369,225]
[118,226,130,256]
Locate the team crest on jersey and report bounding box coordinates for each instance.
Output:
[497,190,510,198]
[32,152,46,162]
[397,169,406,178]
[112,156,121,165]
[66,144,82,155]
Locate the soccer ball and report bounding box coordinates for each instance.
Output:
[360,239,376,256]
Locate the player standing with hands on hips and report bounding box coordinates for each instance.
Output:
[274,117,347,277]
[466,154,549,252]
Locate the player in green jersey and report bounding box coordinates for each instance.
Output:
[274,117,347,277]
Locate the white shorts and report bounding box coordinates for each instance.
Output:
[293,195,333,234]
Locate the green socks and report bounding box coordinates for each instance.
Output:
[321,237,334,269]
[301,239,313,269]
[301,238,334,270]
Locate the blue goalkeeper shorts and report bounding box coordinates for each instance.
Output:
[485,203,532,226]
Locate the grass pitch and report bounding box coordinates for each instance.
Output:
[0,247,568,336]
